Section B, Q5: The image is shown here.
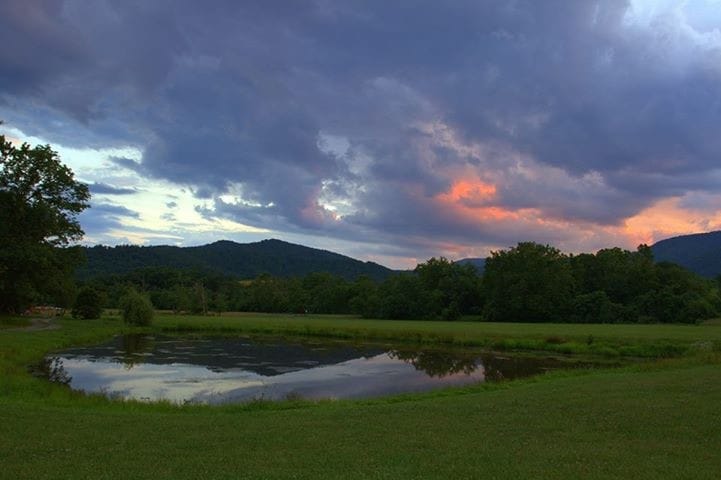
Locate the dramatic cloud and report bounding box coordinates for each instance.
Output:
[89,182,137,195]
[2,0,721,267]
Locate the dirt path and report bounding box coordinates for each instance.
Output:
[6,317,61,332]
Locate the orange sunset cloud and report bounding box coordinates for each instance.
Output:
[623,197,721,247]
[435,179,520,222]
[436,179,497,203]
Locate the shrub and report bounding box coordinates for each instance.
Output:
[119,290,154,326]
[570,291,611,323]
[71,287,104,319]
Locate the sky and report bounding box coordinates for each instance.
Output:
[2,0,721,269]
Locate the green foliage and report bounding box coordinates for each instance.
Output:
[77,239,393,281]
[415,257,481,320]
[483,242,574,322]
[0,132,90,313]
[376,273,426,320]
[84,267,370,316]
[569,291,611,323]
[303,272,354,313]
[579,246,655,304]
[72,287,104,319]
[348,276,380,317]
[483,242,721,324]
[119,290,154,326]
[348,258,483,321]
[82,241,720,324]
[574,247,721,324]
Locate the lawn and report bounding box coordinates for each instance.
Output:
[155,312,721,356]
[1,313,720,479]
[0,315,31,329]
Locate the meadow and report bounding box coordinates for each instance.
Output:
[2,313,721,479]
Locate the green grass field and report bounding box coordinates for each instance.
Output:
[2,313,720,479]
[156,312,721,357]
[0,315,31,329]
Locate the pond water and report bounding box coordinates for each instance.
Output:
[40,335,605,404]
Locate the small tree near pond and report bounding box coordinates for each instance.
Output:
[72,287,104,319]
[120,290,154,326]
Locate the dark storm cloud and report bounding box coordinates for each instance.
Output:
[108,156,145,173]
[2,0,721,255]
[0,1,89,96]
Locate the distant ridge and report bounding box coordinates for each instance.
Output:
[651,231,721,278]
[455,257,486,274]
[77,239,394,281]
[457,231,721,279]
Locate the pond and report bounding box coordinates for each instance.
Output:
[40,334,608,404]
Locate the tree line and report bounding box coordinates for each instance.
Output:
[78,257,482,320]
[77,242,721,324]
[483,242,720,324]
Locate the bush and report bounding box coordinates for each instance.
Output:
[570,290,611,323]
[72,287,104,319]
[119,290,154,326]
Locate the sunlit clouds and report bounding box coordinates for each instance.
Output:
[2,1,721,268]
[624,196,721,246]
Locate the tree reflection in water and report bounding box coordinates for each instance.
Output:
[389,349,479,377]
[33,356,72,384]
[120,334,155,369]
[390,349,558,381]
[476,354,555,381]
[39,335,610,403]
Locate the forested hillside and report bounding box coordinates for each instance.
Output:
[652,231,721,278]
[77,239,393,281]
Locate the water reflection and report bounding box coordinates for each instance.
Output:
[120,334,156,368]
[42,335,602,404]
[30,356,72,384]
[390,349,479,377]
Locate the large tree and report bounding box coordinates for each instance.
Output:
[482,242,575,322]
[0,131,90,312]
[415,257,482,320]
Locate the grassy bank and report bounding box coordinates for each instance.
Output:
[2,314,721,478]
[154,312,721,357]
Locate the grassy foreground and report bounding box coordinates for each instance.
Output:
[2,314,721,479]
[0,315,30,329]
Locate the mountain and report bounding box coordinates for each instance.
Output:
[651,231,721,278]
[455,257,486,274]
[77,239,394,281]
